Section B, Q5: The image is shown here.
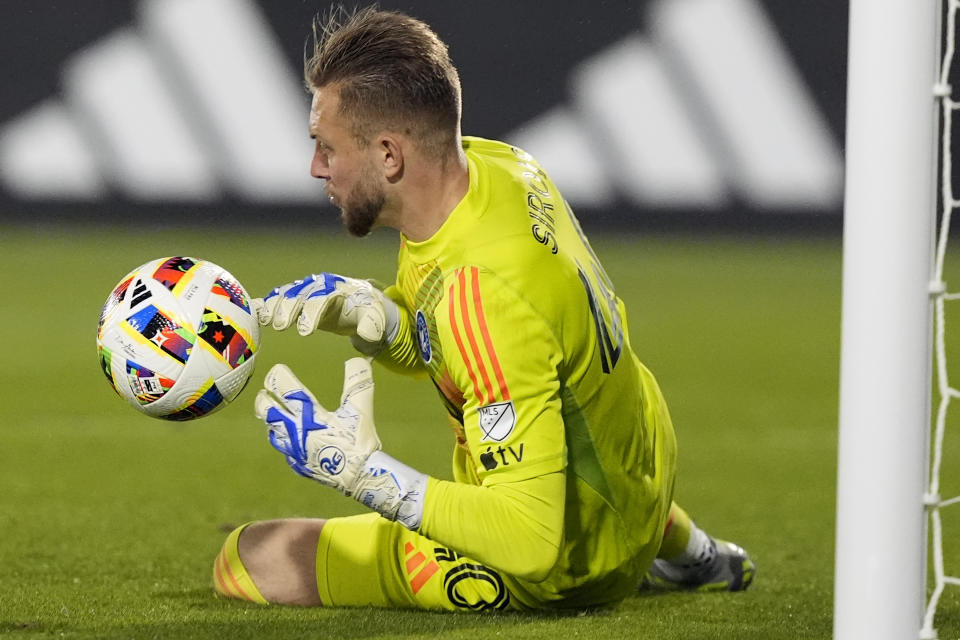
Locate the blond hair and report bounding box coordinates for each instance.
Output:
[305,6,462,158]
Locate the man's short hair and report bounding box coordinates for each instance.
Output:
[305,6,462,158]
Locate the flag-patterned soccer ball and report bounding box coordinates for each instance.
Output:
[96,257,260,420]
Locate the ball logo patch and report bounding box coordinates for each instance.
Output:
[416,309,432,364]
[478,401,516,442]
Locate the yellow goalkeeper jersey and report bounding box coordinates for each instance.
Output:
[379,137,677,608]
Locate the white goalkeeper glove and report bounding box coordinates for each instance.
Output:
[254,358,427,529]
[253,273,399,356]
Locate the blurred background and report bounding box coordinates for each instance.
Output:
[0,1,896,638]
[0,0,846,231]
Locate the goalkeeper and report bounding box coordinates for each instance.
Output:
[213,7,754,610]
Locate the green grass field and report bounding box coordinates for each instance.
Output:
[2,223,959,639]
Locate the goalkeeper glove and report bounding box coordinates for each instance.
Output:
[254,358,426,530]
[253,273,399,357]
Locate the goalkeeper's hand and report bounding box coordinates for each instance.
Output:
[255,358,380,495]
[254,358,427,529]
[252,273,400,356]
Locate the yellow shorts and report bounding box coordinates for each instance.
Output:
[316,513,524,611]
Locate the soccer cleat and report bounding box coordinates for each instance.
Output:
[640,539,755,592]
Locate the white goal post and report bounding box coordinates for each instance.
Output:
[835,0,940,639]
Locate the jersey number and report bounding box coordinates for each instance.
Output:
[564,201,624,374]
[577,260,623,374]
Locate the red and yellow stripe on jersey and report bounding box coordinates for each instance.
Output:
[447,266,510,406]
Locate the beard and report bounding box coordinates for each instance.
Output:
[338,168,386,238]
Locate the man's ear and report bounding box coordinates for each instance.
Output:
[379,135,404,181]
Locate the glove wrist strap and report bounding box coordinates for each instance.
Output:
[382,295,400,346]
[354,451,427,530]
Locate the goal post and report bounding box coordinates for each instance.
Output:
[834,0,940,638]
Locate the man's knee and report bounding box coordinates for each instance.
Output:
[213,518,326,606]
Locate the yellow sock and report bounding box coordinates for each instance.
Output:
[657,502,693,559]
[213,524,269,604]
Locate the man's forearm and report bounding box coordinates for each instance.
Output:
[418,472,565,582]
[371,286,427,376]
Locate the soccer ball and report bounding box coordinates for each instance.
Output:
[96,256,260,421]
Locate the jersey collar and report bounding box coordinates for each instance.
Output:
[402,146,488,264]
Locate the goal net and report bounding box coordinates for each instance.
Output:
[922,2,960,638]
